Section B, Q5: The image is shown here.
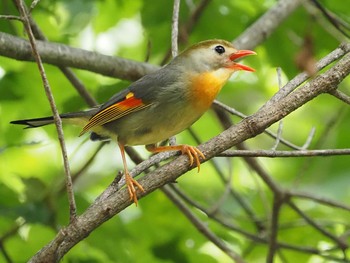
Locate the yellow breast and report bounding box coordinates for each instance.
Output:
[188,68,233,111]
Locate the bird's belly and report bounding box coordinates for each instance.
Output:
[105,103,203,146]
[126,122,191,146]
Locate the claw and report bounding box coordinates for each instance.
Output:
[125,173,145,205]
[146,144,205,172]
[180,145,205,172]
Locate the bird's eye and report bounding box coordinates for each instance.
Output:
[214,45,225,54]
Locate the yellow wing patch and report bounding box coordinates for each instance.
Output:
[80,92,150,136]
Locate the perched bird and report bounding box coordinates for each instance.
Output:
[11,39,256,205]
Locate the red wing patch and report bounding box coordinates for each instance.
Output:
[80,92,150,136]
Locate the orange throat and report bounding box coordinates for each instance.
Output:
[189,69,233,111]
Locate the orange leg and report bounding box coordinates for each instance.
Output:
[146,144,205,172]
[118,143,145,205]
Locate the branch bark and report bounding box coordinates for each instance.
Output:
[0,32,158,81]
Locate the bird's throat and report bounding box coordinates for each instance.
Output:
[189,69,233,111]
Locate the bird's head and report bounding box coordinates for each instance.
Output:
[174,39,256,73]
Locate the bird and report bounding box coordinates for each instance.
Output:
[11,39,256,205]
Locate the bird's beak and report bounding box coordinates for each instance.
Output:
[229,50,256,72]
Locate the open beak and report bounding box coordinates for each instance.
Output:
[229,50,256,72]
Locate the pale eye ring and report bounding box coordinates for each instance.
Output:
[214,45,225,54]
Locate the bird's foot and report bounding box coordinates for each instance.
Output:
[179,145,205,172]
[125,173,145,206]
[146,144,205,172]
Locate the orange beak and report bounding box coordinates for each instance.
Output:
[229,50,256,72]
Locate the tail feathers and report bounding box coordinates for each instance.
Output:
[11,116,55,128]
[10,110,96,129]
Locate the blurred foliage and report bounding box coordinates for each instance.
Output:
[0,0,350,262]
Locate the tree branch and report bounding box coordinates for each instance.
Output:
[0,31,158,81]
[233,0,303,49]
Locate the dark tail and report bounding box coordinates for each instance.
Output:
[11,116,55,128]
[10,110,96,129]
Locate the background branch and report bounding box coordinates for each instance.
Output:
[0,32,158,81]
[233,0,303,49]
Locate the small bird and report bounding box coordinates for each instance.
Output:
[11,39,256,205]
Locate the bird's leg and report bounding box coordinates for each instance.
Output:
[118,143,144,205]
[146,144,205,172]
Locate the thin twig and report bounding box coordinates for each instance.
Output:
[329,89,350,105]
[0,243,13,263]
[0,14,22,21]
[0,221,24,263]
[288,191,350,212]
[309,0,350,38]
[213,100,303,150]
[161,0,211,64]
[167,0,181,146]
[207,169,233,215]
[301,127,316,150]
[183,0,211,37]
[272,67,284,150]
[219,148,350,158]
[161,185,246,263]
[171,0,180,58]
[29,0,40,11]
[288,200,348,250]
[14,0,77,222]
[266,194,286,263]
